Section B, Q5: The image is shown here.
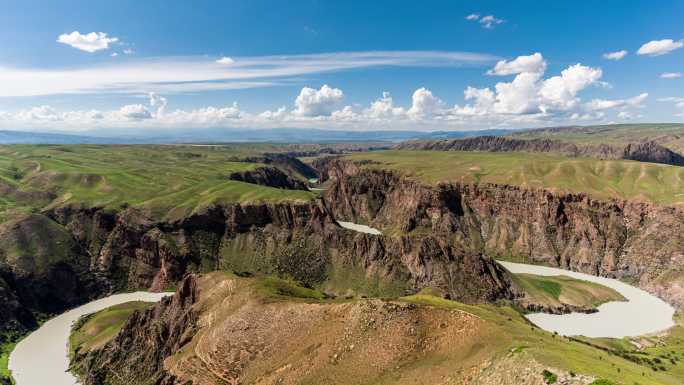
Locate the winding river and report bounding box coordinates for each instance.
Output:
[338,221,676,338]
[6,226,676,384]
[9,292,171,385]
[498,261,676,338]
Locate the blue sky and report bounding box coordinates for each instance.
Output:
[0,0,683,133]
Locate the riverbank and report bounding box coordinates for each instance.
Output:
[8,292,170,385]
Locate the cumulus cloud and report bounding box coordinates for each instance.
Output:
[487,53,546,76]
[660,72,682,79]
[637,39,684,56]
[617,111,642,120]
[538,64,603,112]
[57,31,119,53]
[293,85,344,117]
[216,57,235,65]
[602,50,628,60]
[119,104,152,120]
[0,53,640,131]
[480,15,505,29]
[465,13,504,28]
[365,92,406,119]
[454,53,604,117]
[149,92,168,117]
[407,88,445,118]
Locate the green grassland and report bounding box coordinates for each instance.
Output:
[69,301,155,357]
[510,124,684,153]
[0,145,316,221]
[344,150,684,205]
[403,294,684,385]
[512,273,626,310]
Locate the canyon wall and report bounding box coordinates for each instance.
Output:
[396,136,684,166]
[317,158,684,307]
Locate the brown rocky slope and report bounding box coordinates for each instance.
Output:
[71,273,593,385]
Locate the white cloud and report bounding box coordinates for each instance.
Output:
[216,57,235,65]
[585,93,648,111]
[365,92,406,118]
[480,15,505,29]
[408,88,445,118]
[617,111,642,120]
[466,13,504,28]
[602,50,628,60]
[487,52,546,76]
[110,52,119,57]
[637,39,684,56]
[123,48,134,55]
[119,104,152,120]
[15,106,62,121]
[259,106,287,120]
[658,97,684,109]
[148,92,168,117]
[0,50,499,97]
[294,85,344,117]
[57,31,119,53]
[660,72,682,79]
[538,64,603,112]
[454,54,604,117]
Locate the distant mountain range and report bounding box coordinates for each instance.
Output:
[0,128,514,145]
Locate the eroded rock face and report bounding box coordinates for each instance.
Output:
[73,275,200,385]
[228,166,309,190]
[72,273,506,385]
[396,136,684,166]
[317,158,684,307]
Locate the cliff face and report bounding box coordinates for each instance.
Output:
[228,166,309,190]
[396,136,684,166]
[317,158,684,307]
[43,194,513,304]
[72,274,200,385]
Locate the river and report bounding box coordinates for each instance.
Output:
[336,221,675,338]
[8,292,171,385]
[498,261,676,338]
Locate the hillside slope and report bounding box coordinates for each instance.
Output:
[71,273,683,385]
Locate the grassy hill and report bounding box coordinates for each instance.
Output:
[70,272,684,385]
[0,145,316,221]
[512,273,626,311]
[511,124,684,154]
[344,150,684,205]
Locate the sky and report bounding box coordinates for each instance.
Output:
[0,0,683,134]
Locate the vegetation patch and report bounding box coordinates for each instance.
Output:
[512,273,626,311]
[69,301,154,357]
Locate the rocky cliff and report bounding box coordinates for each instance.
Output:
[228,166,309,190]
[396,136,684,166]
[316,158,684,307]
[72,274,200,385]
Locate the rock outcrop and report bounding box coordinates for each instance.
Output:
[396,136,684,166]
[72,274,200,385]
[228,166,309,190]
[316,157,684,307]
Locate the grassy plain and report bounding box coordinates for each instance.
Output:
[510,124,684,153]
[0,145,315,221]
[344,150,684,205]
